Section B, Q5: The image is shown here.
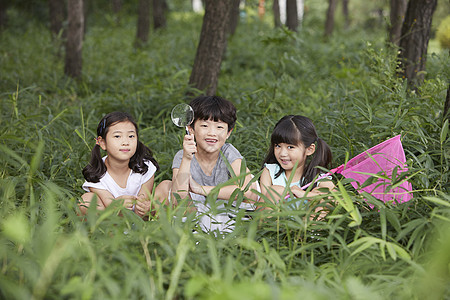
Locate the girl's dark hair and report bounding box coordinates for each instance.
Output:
[189,95,236,132]
[262,115,332,186]
[82,111,159,183]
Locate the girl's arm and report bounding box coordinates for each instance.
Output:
[290,180,335,198]
[189,159,259,202]
[88,187,136,210]
[259,167,288,206]
[134,175,155,217]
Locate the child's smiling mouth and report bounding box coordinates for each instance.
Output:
[205,139,217,144]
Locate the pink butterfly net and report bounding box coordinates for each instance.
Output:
[311,135,413,203]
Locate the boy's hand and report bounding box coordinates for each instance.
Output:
[183,134,197,160]
[189,176,207,196]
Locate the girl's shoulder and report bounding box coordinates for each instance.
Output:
[264,163,281,175]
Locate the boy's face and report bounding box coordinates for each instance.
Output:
[190,118,232,154]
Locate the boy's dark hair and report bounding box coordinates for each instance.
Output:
[189,96,237,132]
[262,115,332,186]
[82,111,159,183]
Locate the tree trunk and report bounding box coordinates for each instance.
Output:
[273,0,281,27]
[153,0,166,30]
[49,0,65,39]
[228,0,240,36]
[188,0,232,95]
[286,0,298,32]
[389,0,407,46]
[112,0,122,24]
[83,0,88,35]
[342,0,350,30]
[0,0,9,30]
[65,0,84,79]
[398,0,437,87]
[112,0,122,14]
[135,0,150,47]
[445,80,450,122]
[324,0,338,37]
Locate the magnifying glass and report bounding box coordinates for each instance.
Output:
[171,103,194,135]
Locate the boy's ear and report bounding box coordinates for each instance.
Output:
[306,143,316,156]
[226,128,233,139]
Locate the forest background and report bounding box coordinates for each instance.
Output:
[0,0,449,299]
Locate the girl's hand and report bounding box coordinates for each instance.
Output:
[189,176,205,196]
[183,134,197,160]
[290,186,305,198]
[117,195,137,210]
[135,194,152,217]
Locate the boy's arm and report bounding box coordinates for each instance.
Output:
[171,134,197,205]
[189,158,259,201]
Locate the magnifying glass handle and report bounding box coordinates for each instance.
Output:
[185,126,190,135]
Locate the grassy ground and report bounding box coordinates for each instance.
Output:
[0,4,449,299]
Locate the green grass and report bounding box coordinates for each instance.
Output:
[0,3,449,300]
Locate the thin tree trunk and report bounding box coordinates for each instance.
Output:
[324,0,338,37]
[135,0,150,47]
[65,0,84,79]
[0,0,9,30]
[398,0,437,87]
[286,0,298,32]
[228,0,240,36]
[188,0,232,95]
[342,0,350,30]
[49,0,65,39]
[112,0,122,13]
[273,0,281,27]
[153,0,166,30]
[445,80,450,122]
[83,0,88,35]
[112,0,122,24]
[389,0,407,46]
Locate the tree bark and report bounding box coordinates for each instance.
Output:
[188,0,232,95]
[398,0,437,87]
[389,0,407,46]
[324,0,338,37]
[286,0,298,32]
[342,0,350,30]
[49,0,65,39]
[64,0,84,79]
[135,0,150,47]
[153,0,166,30]
[228,0,240,36]
[273,0,281,27]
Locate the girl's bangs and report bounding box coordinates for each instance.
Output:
[271,121,301,145]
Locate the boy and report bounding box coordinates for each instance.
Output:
[171,95,259,233]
